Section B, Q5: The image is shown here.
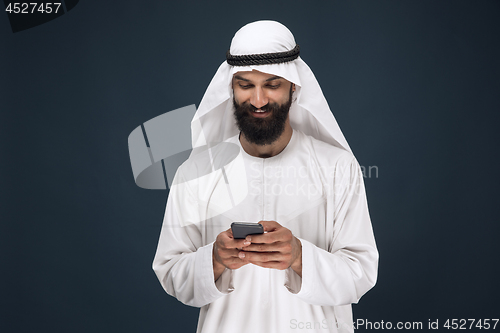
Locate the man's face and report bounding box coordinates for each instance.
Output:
[232,70,294,145]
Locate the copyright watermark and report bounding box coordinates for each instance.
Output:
[289,318,499,330]
[249,162,379,180]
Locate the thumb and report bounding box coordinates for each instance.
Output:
[258,220,280,232]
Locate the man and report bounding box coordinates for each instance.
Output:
[153,21,378,333]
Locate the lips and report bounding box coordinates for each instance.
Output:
[251,109,271,118]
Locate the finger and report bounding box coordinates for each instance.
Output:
[217,248,242,260]
[240,251,290,263]
[217,229,232,246]
[227,238,249,249]
[219,233,249,249]
[258,220,281,232]
[242,242,290,253]
[247,229,285,244]
[223,256,249,270]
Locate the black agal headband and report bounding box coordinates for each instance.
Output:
[226,44,300,66]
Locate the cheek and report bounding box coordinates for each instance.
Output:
[271,89,291,104]
[233,90,249,104]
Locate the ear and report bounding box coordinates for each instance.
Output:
[292,83,296,92]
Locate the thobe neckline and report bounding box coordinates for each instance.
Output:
[236,129,297,163]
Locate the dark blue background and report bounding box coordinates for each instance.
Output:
[1,1,499,332]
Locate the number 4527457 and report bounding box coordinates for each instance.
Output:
[443,319,498,330]
[5,3,62,14]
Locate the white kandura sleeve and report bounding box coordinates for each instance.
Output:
[152,168,232,308]
[285,156,379,306]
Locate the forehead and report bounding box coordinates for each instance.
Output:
[232,70,286,82]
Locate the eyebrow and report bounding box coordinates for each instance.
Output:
[265,76,283,82]
[233,75,283,82]
[234,75,250,82]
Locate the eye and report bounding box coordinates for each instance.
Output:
[239,84,253,89]
[266,83,281,89]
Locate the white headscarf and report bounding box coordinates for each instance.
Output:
[191,20,351,153]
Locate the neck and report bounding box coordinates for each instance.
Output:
[239,119,293,158]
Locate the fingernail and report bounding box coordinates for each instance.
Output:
[246,236,252,242]
[243,241,250,246]
[239,252,245,259]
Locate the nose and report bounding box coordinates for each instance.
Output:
[250,87,268,109]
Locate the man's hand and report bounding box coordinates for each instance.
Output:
[212,228,250,281]
[239,221,303,277]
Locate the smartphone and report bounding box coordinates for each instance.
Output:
[231,222,264,239]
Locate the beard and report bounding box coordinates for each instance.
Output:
[233,87,293,146]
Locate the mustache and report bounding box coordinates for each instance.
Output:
[234,101,279,113]
[252,105,267,111]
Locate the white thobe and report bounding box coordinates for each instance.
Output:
[153,129,378,333]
